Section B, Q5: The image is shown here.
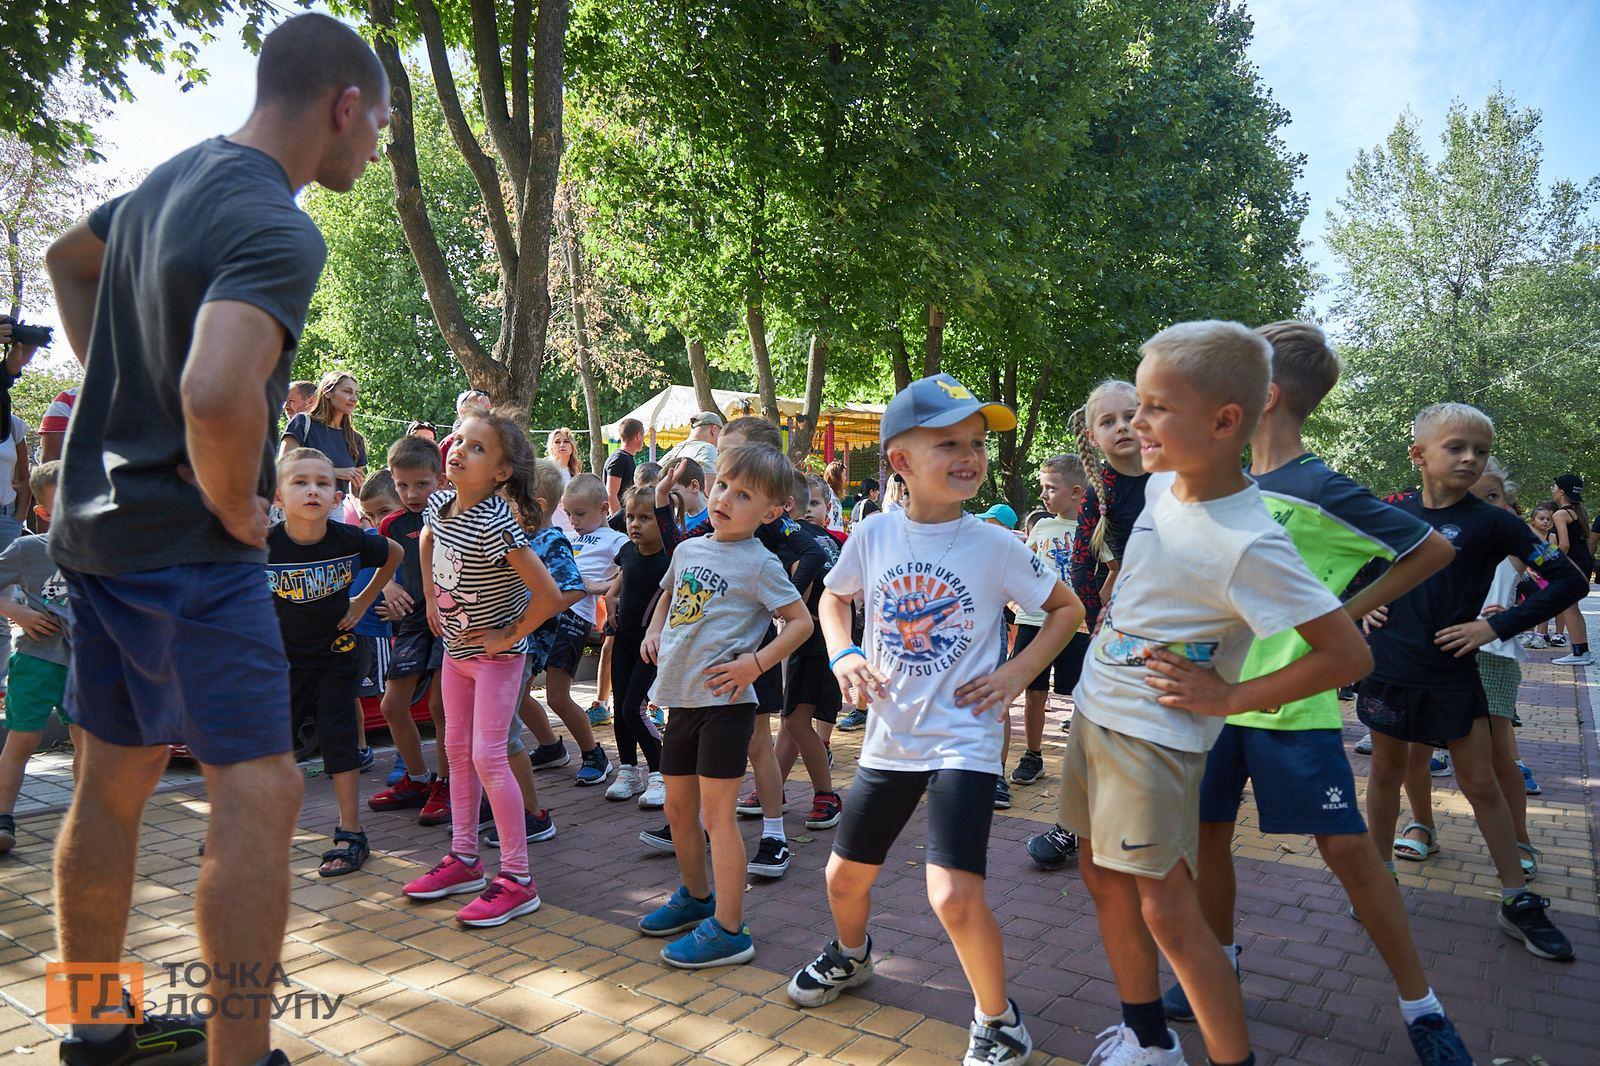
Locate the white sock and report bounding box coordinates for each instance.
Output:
[1223,943,1241,971]
[840,939,870,961]
[1398,989,1442,1024]
[976,1001,1017,1027]
[71,992,131,1042]
[508,872,531,885]
[762,816,785,842]
[408,772,430,783]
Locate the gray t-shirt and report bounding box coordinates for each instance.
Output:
[648,536,800,708]
[0,533,71,665]
[51,137,327,576]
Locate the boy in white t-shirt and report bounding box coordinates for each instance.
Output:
[1063,321,1371,1066]
[787,374,1084,1066]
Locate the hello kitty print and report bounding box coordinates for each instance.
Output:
[424,489,534,658]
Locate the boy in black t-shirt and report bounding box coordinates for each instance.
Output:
[1358,403,1586,962]
[268,449,400,877]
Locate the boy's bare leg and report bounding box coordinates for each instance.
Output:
[379,674,430,773]
[817,721,833,746]
[748,715,785,816]
[1135,861,1251,1061]
[355,707,367,750]
[825,853,881,948]
[429,681,449,780]
[665,774,707,894]
[0,729,44,814]
[782,710,832,793]
[68,724,84,779]
[1317,833,1428,997]
[927,864,1008,1017]
[1365,732,1410,860]
[509,749,540,812]
[1395,742,1437,853]
[700,776,748,930]
[1195,821,1237,938]
[1488,717,1530,846]
[1000,707,1012,766]
[519,689,560,747]
[545,670,598,750]
[1445,720,1525,888]
[774,728,800,780]
[1078,839,1160,1002]
[596,635,613,706]
[1023,690,1047,753]
[320,768,363,874]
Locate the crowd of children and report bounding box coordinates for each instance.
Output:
[10,317,1596,1066]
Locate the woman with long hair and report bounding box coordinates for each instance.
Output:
[281,371,368,493]
[1550,474,1594,666]
[542,427,580,532]
[823,461,846,532]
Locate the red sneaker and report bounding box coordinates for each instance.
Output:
[805,791,843,830]
[403,853,487,900]
[417,779,452,826]
[736,790,781,818]
[368,772,433,812]
[456,875,542,927]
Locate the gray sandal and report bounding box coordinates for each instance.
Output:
[1392,820,1438,861]
[1517,841,1541,879]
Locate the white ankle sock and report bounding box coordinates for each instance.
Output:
[762,816,785,841]
[976,1001,1017,1027]
[840,939,870,961]
[1398,989,1442,1024]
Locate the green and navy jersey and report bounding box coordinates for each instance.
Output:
[1228,454,1432,731]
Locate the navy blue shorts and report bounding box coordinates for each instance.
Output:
[1197,724,1365,836]
[388,627,443,680]
[545,609,591,676]
[64,564,291,766]
[1013,625,1090,694]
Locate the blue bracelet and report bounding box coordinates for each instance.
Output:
[829,646,867,669]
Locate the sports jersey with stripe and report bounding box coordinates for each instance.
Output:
[424,489,533,658]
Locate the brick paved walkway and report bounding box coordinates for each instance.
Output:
[2,611,1598,1064]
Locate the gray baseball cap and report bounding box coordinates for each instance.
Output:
[689,410,725,428]
[880,373,1016,445]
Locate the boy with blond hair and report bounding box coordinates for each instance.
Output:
[1359,402,1585,964]
[788,374,1084,1066]
[1063,321,1372,1066]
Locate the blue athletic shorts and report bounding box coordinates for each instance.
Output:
[1197,724,1366,836]
[63,563,291,766]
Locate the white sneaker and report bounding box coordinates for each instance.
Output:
[1087,1024,1186,1065]
[606,765,645,801]
[1523,633,1549,649]
[638,771,666,810]
[1354,731,1373,755]
[1551,650,1594,665]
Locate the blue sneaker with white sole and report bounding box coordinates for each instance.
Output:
[661,916,755,969]
[1405,1012,1472,1065]
[639,886,717,937]
[357,747,375,772]
[386,754,408,786]
[575,745,612,786]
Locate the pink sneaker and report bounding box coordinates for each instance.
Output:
[403,854,488,900]
[456,875,542,927]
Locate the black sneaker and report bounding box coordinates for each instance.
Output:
[1010,750,1044,785]
[1025,825,1077,871]
[1406,1012,1472,1065]
[357,746,375,772]
[574,745,612,786]
[60,1012,207,1065]
[1337,685,1357,701]
[485,808,557,847]
[639,824,710,853]
[1498,890,1575,960]
[0,812,16,853]
[477,796,495,831]
[529,741,570,770]
[964,998,1033,1066]
[787,937,873,1007]
[747,836,791,877]
[993,778,1011,810]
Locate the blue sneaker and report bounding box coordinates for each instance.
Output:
[357,747,375,773]
[386,754,408,786]
[1519,761,1541,795]
[586,702,612,726]
[1429,751,1451,776]
[575,745,612,786]
[639,886,717,937]
[1406,1012,1472,1065]
[661,916,755,969]
[837,709,867,731]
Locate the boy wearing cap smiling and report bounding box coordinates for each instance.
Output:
[785,373,1084,1066]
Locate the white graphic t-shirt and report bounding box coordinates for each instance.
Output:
[825,511,1058,773]
[1073,472,1343,753]
[566,525,627,623]
[1015,515,1076,627]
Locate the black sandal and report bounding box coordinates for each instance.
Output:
[318,828,370,877]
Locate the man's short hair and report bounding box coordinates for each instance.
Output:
[256,14,387,114]
[620,418,645,443]
[359,469,399,504]
[1414,402,1494,444]
[562,472,608,508]
[1257,320,1340,420]
[289,379,317,401]
[28,459,61,498]
[387,434,442,473]
[1140,320,1272,437]
[277,446,335,475]
[716,443,793,504]
[721,415,782,450]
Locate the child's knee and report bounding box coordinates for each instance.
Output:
[927,875,985,926]
[826,858,875,898]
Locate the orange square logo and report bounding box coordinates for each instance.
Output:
[45,964,143,1024]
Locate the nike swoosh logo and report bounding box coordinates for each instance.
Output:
[1120,839,1156,851]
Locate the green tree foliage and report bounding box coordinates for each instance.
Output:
[1315,90,1600,496]
[1,0,285,162]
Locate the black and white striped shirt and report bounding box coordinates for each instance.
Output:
[425,489,534,658]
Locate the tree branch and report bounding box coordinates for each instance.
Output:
[511,0,531,144]
[470,0,528,187]
[412,0,518,283]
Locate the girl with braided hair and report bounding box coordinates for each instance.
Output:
[1068,380,1147,630]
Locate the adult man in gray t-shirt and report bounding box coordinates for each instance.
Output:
[44,15,388,1066]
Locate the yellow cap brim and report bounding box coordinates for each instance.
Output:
[978,402,1018,433]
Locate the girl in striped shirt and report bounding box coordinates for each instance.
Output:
[403,408,564,928]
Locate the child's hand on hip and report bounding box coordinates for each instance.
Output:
[1143,648,1236,716]
[704,652,761,698]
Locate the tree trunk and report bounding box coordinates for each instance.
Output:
[888,325,913,392]
[1005,361,1051,515]
[790,330,827,461]
[747,301,780,424]
[558,204,607,473]
[686,337,716,413]
[5,222,21,320]
[923,303,945,375]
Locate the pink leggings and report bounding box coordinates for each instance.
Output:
[443,653,529,878]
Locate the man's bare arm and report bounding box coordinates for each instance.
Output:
[180,301,285,548]
[45,220,107,366]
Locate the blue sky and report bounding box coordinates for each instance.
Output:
[41,0,1600,335]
